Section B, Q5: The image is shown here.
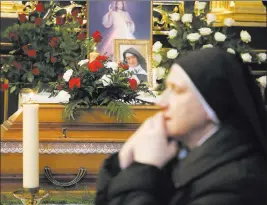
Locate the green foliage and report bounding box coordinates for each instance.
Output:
[105,101,134,122]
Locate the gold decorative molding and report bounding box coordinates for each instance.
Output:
[210,1,267,27]
[0,1,24,18]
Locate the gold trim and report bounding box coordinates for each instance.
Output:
[114,39,153,88]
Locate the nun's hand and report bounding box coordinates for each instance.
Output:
[133,113,178,169]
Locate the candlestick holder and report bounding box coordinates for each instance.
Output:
[13,187,49,205]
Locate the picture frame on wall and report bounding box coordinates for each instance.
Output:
[114,39,153,88]
[88,0,152,57]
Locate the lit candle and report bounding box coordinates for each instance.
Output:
[89,46,99,62]
[23,103,39,188]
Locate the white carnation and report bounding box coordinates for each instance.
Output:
[227,48,236,55]
[196,2,207,10]
[257,53,267,63]
[100,74,112,86]
[168,29,178,39]
[207,13,216,24]
[240,30,251,43]
[169,13,180,21]
[78,59,89,66]
[57,90,71,102]
[63,69,73,82]
[106,61,118,72]
[241,53,252,63]
[187,33,201,42]
[155,67,166,79]
[182,14,193,23]
[202,44,213,49]
[167,49,179,59]
[198,27,212,36]
[257,76,266,88]
[214,32,226,42]
[152,41,163,52]
[153,53,162,64]
[224,18,235,27]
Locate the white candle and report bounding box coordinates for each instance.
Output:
[23,103,39,188]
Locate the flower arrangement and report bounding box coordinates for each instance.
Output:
[152,2,267,90]
[1,1,152,121]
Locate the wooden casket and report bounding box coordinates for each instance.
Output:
[1,104,159,188]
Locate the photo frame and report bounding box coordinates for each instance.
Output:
[114,39,153,88]
[87,0,152,57]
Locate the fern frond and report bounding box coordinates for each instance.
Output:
[63,99,89,120]
[105,101,134,122]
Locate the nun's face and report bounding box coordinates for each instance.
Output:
[126,55,138,67]
[157,64,209,138]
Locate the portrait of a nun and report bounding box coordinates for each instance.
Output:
[122,47,147,82]
[95,48,267,205]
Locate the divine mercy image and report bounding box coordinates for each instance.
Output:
[88,0,151,56]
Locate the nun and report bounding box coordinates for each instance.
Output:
[95,48,267,205]
[123,47,147,82]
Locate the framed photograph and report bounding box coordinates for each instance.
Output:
[88,0,152,56]
[114,39,153,87]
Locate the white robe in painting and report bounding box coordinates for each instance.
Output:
[98,10,135,56]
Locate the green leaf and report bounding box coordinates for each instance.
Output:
[105,101,134,122]
[10,86,16,93]
[27,72,34,82]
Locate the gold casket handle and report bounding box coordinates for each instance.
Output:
[44,166,87,187]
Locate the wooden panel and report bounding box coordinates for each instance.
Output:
[1,153,107,175]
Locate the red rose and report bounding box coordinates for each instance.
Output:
[69,77,81,89]
[50,56,57,63]
[128,78,138,90]
[56,16,65,25]
[9,32,19,41]
[28,49,36,57]
[32,68,40,75]
[36,2,44,12]
[23,45,29,54]
[18,13,27,23]
[49,40,57,47]
[87,60,103,72]
[119,62,129,70]
[34,17,42,26]
[71,8,79,17]
[1,83,9,90]
[77,32,86,41]
[92,30,102,43]
[96,55,108,61]
[51,37,58,42]
[76,17,83,26]
[12,61,22,70]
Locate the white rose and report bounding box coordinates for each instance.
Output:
[63,69,73,82]
[214,32,226,42]
[207,13,216,24]
[182,14,193,23]
[196,2,207,10]
[169,13,180,21]
[132,75,140,85]
[153,53,162,64]
[167,49,179,59]
[106,61,118,72]
[187,33,201,42]
[78,59,89,66]
[57,90,70,102]
[198,27,213,36]
[257,76,266,88]
[152,41,163,52]
[224,18,235,27]
[155,67,166,79]
[227,48,236,55]
[257,53,266,62]
[100,74,112,86]
[240,30,251,43]
[241,53,252,63]
[202,44,213,49]
[168,29,178,39]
